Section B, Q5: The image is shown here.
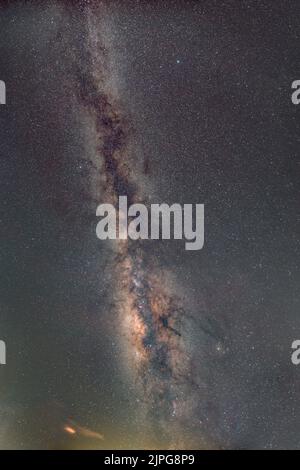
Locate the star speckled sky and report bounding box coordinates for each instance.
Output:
[0,0,299,450]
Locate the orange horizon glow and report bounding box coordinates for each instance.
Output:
[64,426,76,435]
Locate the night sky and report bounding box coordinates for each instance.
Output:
[0,0,299,449]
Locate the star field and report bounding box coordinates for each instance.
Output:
[0,0,299,450]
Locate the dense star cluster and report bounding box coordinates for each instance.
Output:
[0,0,299,450]
[76,16,197,446]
